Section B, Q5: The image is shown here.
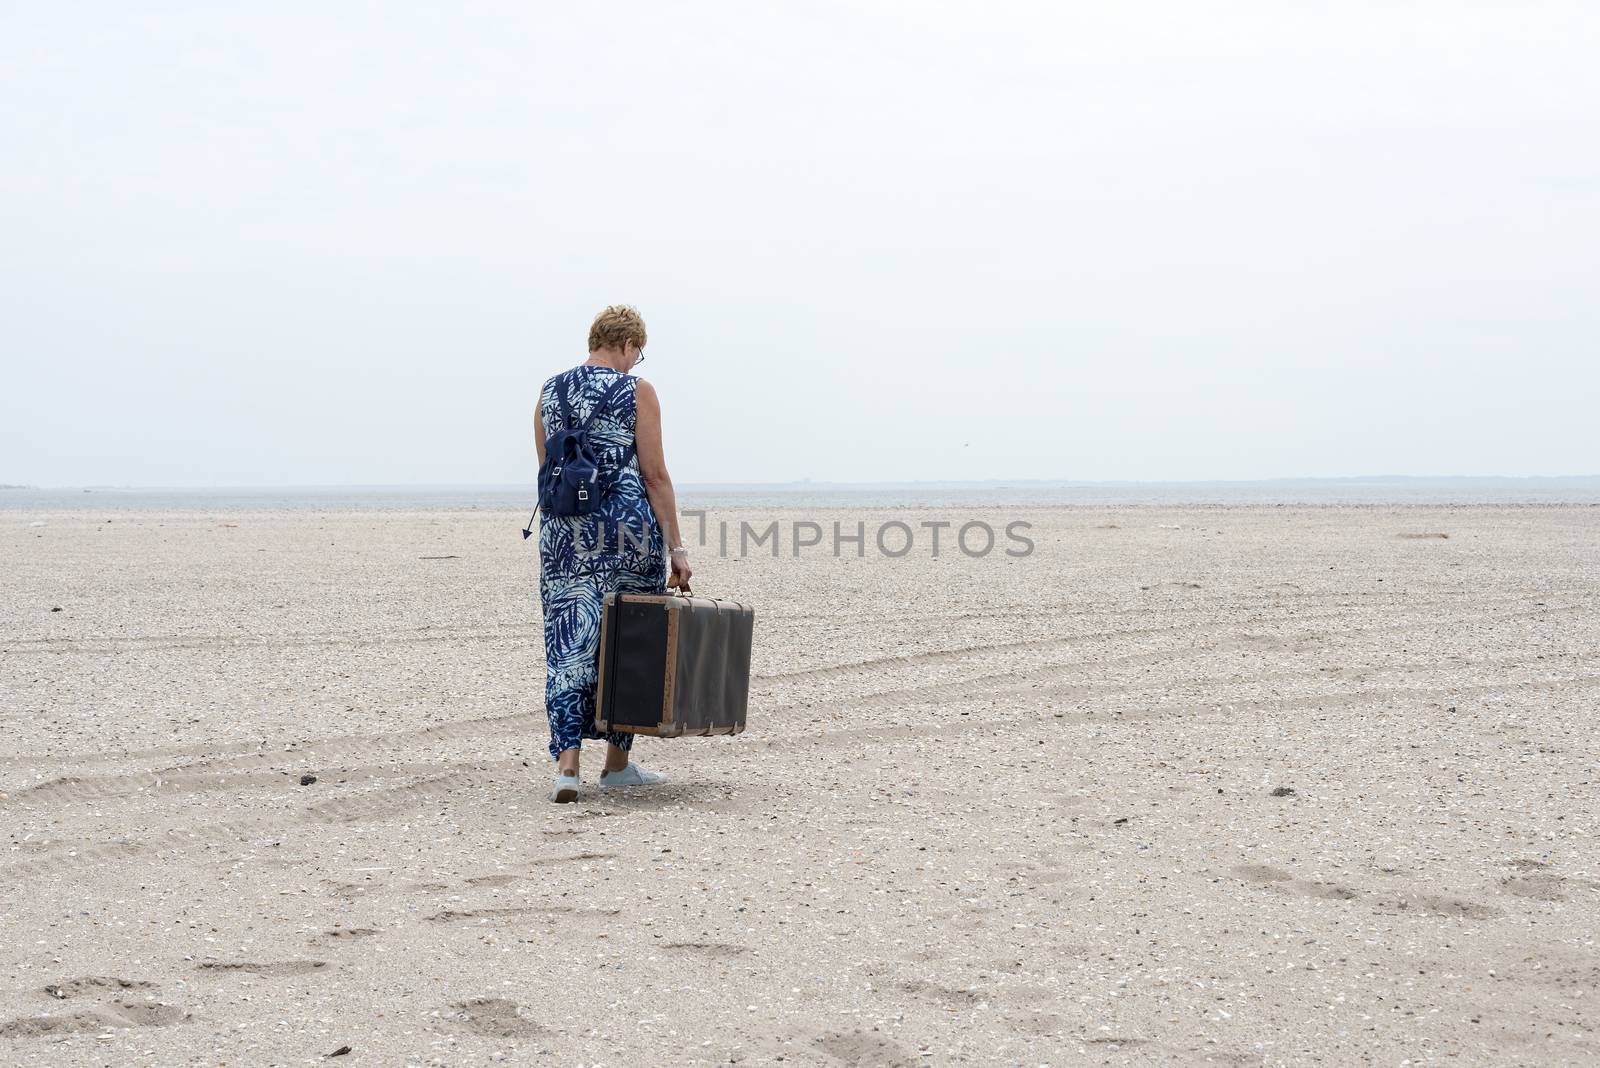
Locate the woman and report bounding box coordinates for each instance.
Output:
[535,305,692,803]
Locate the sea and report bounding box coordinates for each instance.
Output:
[2,477,1598,512]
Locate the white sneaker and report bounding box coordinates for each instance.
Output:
[548,772,580,803]
[598,762,666,788]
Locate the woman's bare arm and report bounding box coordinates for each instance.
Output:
[633,379,691,588]
[633,379,680,546]
[534,398,546,465]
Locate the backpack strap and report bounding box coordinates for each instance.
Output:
[549,372,638,483]
[576,374,633,432]
[551,374,575,431]
[583,375,639,479]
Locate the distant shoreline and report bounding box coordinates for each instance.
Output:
[4,476,1599,511]
[8,474,1600,491]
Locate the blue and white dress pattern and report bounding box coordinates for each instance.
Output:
[538,366,667,759]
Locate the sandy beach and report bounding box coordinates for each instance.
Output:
[2,505,1596,1066]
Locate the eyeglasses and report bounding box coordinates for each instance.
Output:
[632,348,646,367]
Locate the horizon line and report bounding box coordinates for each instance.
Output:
[6,474,1600,493]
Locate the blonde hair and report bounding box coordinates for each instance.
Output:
[587,305,647,353]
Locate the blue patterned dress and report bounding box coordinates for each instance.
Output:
[538,365,668,760]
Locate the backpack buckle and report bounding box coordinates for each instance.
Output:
[577,488,589,502]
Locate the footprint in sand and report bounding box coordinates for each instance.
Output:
[106,1000,187,1026]
[897,978,984,1008]
[1502,872,1570,901]
[1234,863,1497,916]
[1232,864,1377,904]
[1498,863,1600,902]
[44,976,158,999]
[1,1010,128,1038]
[661,941,749,959]
[432,997,544,1039]
[3,980,188,1039]
[426,903,618,925]
[1233,863,1292,883]
[466,873,521,887]
[426,905,544,924]
[1299,881,1360,901]
[1011,1009,1064,1036]
[814,1029,920,1067]
[1377,894,1502,920]
[197,960,328,976]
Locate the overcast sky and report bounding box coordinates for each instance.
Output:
[3,2,1596,487]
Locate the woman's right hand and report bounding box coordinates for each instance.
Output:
[668,552,693,592]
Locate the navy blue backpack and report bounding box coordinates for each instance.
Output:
[523,372,636,538]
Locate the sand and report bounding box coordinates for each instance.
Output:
[1,505,1597,1066]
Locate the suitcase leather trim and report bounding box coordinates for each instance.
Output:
[661,602,679,730]
[593,597,613,730]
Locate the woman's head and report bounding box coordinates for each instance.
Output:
[588,305,647,364]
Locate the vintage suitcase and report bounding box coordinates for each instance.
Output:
[593,592,755,737]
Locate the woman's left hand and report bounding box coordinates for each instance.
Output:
[668,553,693,592]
